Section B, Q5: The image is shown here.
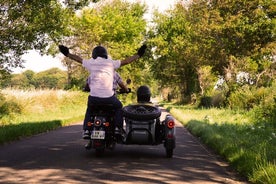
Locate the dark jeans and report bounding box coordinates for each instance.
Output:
[83,95,123,130]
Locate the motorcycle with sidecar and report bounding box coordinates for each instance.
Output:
[84,85,176,158]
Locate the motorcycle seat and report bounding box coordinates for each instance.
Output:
[90,104,116,116]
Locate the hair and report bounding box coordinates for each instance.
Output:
[92,46,108,59]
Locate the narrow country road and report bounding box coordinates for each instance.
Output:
[0,109,248,184]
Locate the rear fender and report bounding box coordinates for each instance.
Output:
[92,139,106,149]
[163,115,176,149]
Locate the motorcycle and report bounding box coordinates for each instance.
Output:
[84,86,176,158]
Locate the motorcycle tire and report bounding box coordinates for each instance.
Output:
[166,148,173,158]
[95,148,105,157]
[123,104,161,120]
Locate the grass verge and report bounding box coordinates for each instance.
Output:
[0,89,87,144]
[164,104,276,184]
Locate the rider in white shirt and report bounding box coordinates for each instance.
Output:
[59,44,146,138]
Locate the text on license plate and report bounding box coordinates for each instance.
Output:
[91,130,105,139]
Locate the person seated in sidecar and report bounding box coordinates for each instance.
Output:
[59,44,147,139]
[137,85,151,103]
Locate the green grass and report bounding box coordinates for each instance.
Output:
[164,104,276,184]
[0,89,87,144]
[1,90,275,183]
[0,88,133,144]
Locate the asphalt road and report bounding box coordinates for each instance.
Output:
[0,109,248,184]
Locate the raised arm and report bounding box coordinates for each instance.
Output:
[120,45,147,66]
[59,45,83,64]
[120,54,140,66]
[67,53,83,64]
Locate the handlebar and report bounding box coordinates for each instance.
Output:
[116,88,132,94]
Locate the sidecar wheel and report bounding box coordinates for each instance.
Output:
[123,105,161,120]
[166,149,173,158]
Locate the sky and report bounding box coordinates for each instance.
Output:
[12,0,180,74]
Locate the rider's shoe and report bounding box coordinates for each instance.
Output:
[82,130,91,139]
[85,141,92,150]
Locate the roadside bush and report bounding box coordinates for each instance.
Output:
[0,92,5,107]
[228,85,257,110]
[228,85,274,110]
[211,92,226,108]
[227,82,276,127]
[198,92,225,108]
[198,96,212,108]
[250,96,276,127]
[0,93,22,119]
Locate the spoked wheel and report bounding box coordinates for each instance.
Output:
[166,148,173,158]
[123,104,161,120]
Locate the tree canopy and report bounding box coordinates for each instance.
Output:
[147,0,275,102]
[60,0,148,90]
[1,0,275,108]
[0,0,99,78]
[3,68,67,89]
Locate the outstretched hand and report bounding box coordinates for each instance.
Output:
[137,44,147,57]
[59,45,69,56]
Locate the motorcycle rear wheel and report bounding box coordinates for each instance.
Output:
[95,148,105,157]
[166,148,173,158]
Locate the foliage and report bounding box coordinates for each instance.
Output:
[166,104,276,184]
[0,88,133,144]
[249,82,276,127]
[0,89,87,125]
[148,0,275,103]
[35,68,67,89]
[1,0,274,112]
[228,83,276,112]
[4,68,67,89]
[0,0,72,74]
[148,4,198,99]
[59,0,149,90]
[0,92,22,118]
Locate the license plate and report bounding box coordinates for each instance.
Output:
[91,130,105,139]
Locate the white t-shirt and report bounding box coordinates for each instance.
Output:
[82,57,121,97]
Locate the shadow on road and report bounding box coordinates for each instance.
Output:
[0,120,247,183]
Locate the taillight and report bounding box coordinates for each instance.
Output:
[87,122,93,127]
[94,120,101,126]
[167,120,175,129]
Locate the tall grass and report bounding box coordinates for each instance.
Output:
[165,104,276,184]
[0,89,87,144]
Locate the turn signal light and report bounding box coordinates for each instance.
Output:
[87,122,93,127]
[167,120,175,129]
[104,122,110,127]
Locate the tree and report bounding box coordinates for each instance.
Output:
[6,68,67,89]
[148,0,275,103]
[0,0,99,78]
[205,0,276,99]
[60,0,148,90]
[0,0,71,74]
[148,3,202,101]
[35,68,67,89]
